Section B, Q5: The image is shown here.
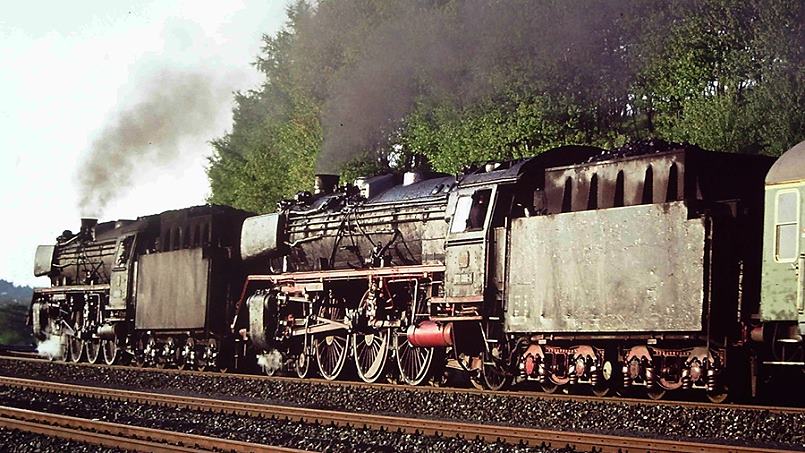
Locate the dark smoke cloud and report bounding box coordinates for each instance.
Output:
[77,69,229,216]
[315,1,633,174]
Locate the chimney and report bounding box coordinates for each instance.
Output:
[403,171,424,186]
[80,218,97,241]
[314,174,339,195]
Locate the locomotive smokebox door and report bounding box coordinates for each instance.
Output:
[33,245,55,277]
[444,186,496,301]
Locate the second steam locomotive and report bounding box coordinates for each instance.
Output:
[30,140,805,402]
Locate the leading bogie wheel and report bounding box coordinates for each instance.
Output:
[394,329,434,385]
[352,328,390,383]
[295,349,312,378]
[316,332,349,380]
[295,334,314,379]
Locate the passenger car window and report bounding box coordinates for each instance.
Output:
[775,190,800,262]
[450,189,491,233]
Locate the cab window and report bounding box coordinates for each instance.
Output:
[775,190,800,262]
[450,189,491,233]
[114,236,134,268]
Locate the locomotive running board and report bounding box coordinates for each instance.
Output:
[34,284,111,294]
[245,263,446,284]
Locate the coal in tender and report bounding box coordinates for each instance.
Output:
[586,139,698,163]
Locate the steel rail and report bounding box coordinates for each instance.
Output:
[0,375,796,453]
[0,404,306,453]
[2,355,802,415]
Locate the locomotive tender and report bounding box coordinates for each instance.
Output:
[30,140,805,401]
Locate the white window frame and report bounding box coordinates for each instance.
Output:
[774,189,800,263]
[450,195,474,234]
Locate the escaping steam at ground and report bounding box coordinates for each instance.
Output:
[257,350,284,375]
[77,69,230,216]
[36,335,65,360]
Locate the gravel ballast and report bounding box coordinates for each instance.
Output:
[1,358,803,451]
[0,385,569,453]
[0,426,126,453]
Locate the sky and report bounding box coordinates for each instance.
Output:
[0,1,289,287]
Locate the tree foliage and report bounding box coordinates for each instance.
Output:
[208,0,803,213]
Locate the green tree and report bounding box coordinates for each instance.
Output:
[638,0,803,155]
[207,2,320,213]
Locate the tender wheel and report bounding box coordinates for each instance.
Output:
[140,337,158,368]
[155,337,174,369]
[707,383,729,403]
[316,332,349,380]
[540,381,562,394]
[134,337,146,367]
[198,338,223,372]
[177,338,194,370]
[394,329,434,385]
[352,328,390,383]
[102,337,118,365]
[86,339,102,364]
[646,387,667,400]
[592,359,616,397]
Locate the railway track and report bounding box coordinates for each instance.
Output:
[0,403,306,452]
[0,375,798,453]
[2,354,801,415]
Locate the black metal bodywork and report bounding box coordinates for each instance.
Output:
[30,205,251,365]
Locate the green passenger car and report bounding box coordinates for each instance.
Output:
[760,140,805,365]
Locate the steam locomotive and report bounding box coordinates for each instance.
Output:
[30,140,805,402]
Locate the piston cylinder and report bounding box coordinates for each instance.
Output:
[406,321,453,348]
[97,324,117,340]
